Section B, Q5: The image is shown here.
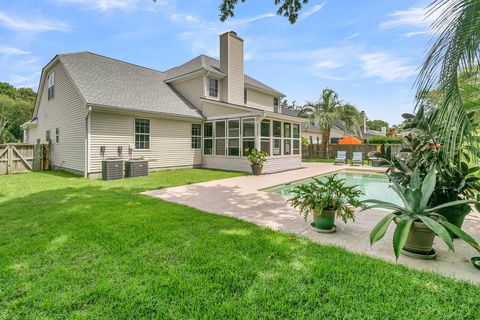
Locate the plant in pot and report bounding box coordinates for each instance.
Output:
[364,168,480,260]
[246,148,268,176]
[378,106,480,230]
[289,174,363,233]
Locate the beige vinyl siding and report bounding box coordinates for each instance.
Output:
[89,111,202,173]
[201,101,254,118]
[27,61,86,174]
[246,89,275,112]
[303,127,346,143]
[202,155,301,173]
[171,76,204,108]
[220,32,244,105]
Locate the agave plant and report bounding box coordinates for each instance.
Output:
[364,169,480,260]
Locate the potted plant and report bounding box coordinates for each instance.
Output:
[246,148,268,175]
[364,169,480,260]
[378,106,480,230]
[289,174,363,233]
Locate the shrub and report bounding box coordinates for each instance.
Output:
[367,136,403,144]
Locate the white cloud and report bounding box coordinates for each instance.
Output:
[379,6,442,38]
[0,11,70,32]
[54,0,140,10]
[297,3,325,22]
[360,52,417,82]
[402,30,429,38]
[343,32,359,40]
[0,46,30,56]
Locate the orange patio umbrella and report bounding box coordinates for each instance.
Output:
[339,136,363,144]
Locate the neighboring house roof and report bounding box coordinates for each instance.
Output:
[58,52,204,119]
[165,54,285,97]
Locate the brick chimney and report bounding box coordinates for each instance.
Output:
[219,31,244,105]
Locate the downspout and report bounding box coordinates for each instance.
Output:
[84,106,91,178]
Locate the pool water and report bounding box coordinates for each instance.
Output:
[266,170,402,206]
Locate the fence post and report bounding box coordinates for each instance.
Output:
[33,139,42,172]
[6,145,12,175]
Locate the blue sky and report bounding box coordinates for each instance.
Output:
[0,0,436,124]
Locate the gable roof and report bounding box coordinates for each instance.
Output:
[165,54,285,97]
[58,52,203,119]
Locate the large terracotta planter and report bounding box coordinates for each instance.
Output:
[251,164,263,176]
[313,208,336,231]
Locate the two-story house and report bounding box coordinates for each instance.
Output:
[22,31,304,177]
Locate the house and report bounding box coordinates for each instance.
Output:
[22,31,304,177]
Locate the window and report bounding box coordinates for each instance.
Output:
[228,120,240,156]
[272,121,282,156]
[242,118,255,156]
[260,119,271,155]
[284,123,291,155]
[293,123,301,155]
[273,97,279,107]
[215,121,226,155]
[46,130,51,142]
[203,122,213,155]
[192,124,201,149]
[47,72,55,100]
[55,128,60,144]
[208,77,218,97]
[244,88,247,104]
[135,118,150,149]
[273,97,279,113]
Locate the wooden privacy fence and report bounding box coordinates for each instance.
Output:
[0,142,50,175]
[302,143,404,160]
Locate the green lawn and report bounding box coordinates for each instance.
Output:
[1,169,479,319]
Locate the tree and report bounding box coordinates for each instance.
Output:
[367,119,389,131]
[281,99,301,110]
[298,88,361,152]
[0,95,33,143]
[416,0,480,156]
[218,0,309,23]
[0,82,16,98]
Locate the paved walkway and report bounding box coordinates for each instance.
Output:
[144,162,480,284]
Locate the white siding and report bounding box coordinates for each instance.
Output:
[27,61,86,174]
[246,88,275,112]
[89,111,202,174]
[220,32,244,105]
[171,77,204,108]
[202,155,301,173]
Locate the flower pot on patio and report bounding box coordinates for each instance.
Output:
[312,208,336,233]
[251,164,263,176]
[395,218,436,259]
[437,204,471,231]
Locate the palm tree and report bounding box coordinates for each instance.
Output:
[416,0,480,155]
[299,88,361,155]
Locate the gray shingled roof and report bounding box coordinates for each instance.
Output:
[165,55,285,97]
[281,107,354,134]
[59,52,203,119]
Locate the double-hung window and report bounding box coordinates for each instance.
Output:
[135,118,150,149]
[260,119,271,155]
[293,123,301,155]
[272,120,282,156]
[242,118,255,156]
[208,77,218,98]
[228,120,240,156]
[203,122,213,155]
[47,72,55,100]
[55,128,60,144]
[192,124,201,149]
[215,121,226,155]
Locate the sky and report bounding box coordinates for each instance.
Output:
[0,0,436,124]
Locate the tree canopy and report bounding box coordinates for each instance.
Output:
[367,119,389,131]
[219,0,309,23]
[0,82,36,143]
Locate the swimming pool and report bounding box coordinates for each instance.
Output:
[266,169,402,206]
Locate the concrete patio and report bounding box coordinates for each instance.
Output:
[144,162,480,284]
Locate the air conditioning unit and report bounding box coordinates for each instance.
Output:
[102,159,124,180]
[125,159,148,178]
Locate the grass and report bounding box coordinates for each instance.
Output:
[1,169,479,319]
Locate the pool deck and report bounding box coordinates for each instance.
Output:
[143,162,480,285]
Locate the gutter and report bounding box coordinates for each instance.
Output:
[84,106,91,178]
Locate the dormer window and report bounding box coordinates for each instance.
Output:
[208,77,218,98]
[47,72,55,100]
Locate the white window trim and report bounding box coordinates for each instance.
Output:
[241,117,256,157]
[203,122,214,155]
[214,120,226,156]
[191,123,202,150]
[208,77,219,99]
[133,118,151,150]
[227,118,241,158]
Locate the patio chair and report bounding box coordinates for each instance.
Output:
[351,152,363,166]
[335,151,347,164]
[367,151,382,167]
